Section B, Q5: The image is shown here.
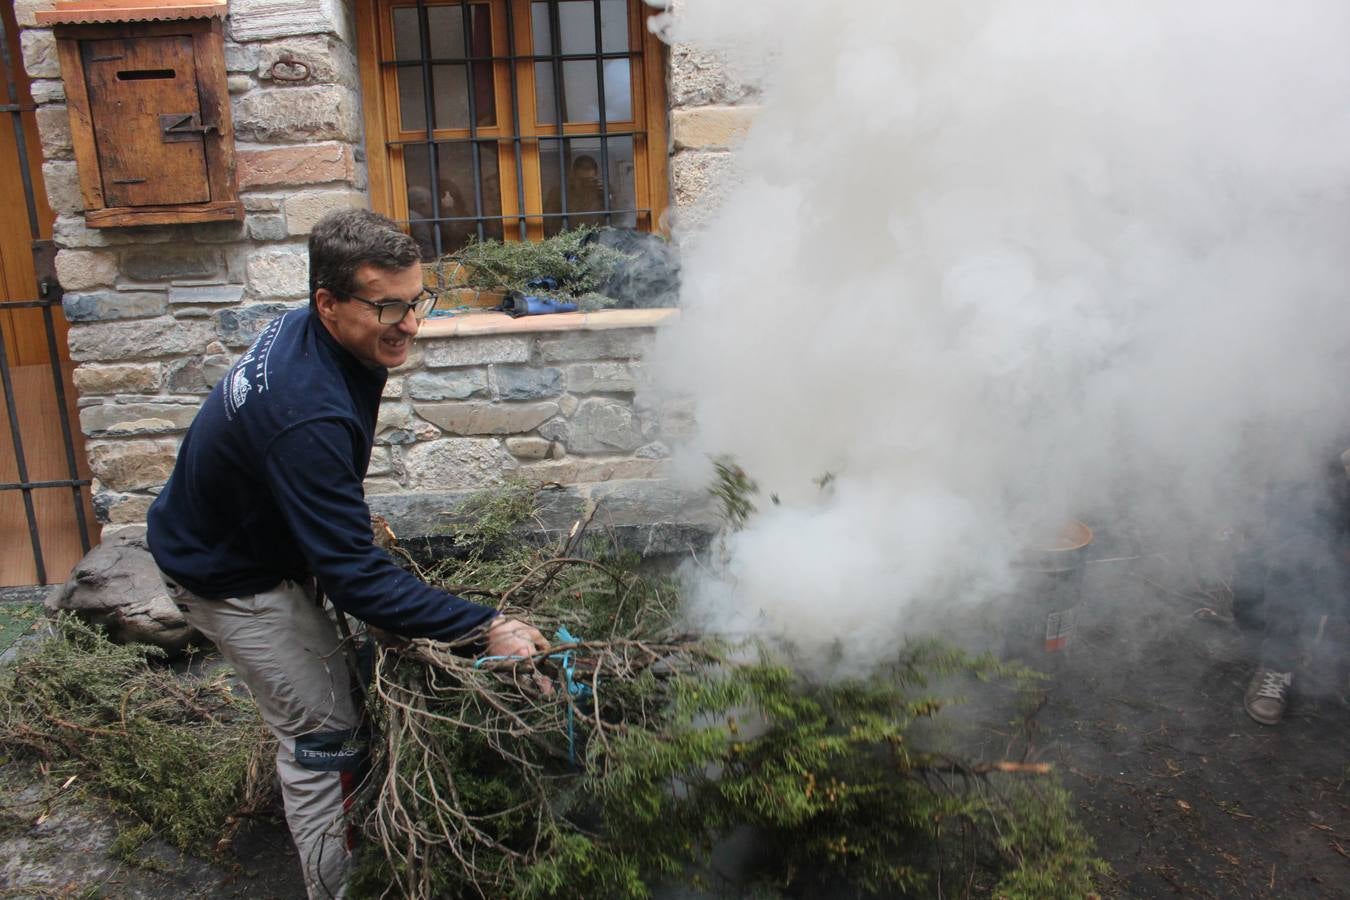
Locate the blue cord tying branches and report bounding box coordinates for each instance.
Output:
[475,626,594,765]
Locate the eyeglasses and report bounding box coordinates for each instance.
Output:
[333,288,440,325]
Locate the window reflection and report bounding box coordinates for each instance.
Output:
[540,136,636,236]
[405,142,503,258]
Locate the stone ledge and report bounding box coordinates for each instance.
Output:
[417,308,677,339]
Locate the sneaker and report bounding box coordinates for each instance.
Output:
[1244,667,1293,725]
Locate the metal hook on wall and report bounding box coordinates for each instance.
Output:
[270,57,311,83]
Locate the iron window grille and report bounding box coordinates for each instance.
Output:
[365,0,668,260]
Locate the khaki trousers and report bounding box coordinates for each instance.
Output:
[161,575,362,899]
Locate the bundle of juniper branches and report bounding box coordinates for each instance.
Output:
[349,480,1106,898]
[0,478,1106,898]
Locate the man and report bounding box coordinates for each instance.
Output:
[545,154,609,235]
[147,208,548,898]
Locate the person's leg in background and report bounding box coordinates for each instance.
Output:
[1242,479,1342,725]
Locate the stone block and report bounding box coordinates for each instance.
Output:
[21,29,59,79]
[63,291,168,322]
[190,220,248,243]
[518,457,670,485]
[504,436,551,460]
[414,401,558,436]
[243,194,284,212]
[245,246,310,298]
[237,142,356,190]
[493,365,563,400]
[672,105,755,151]
[224,41,260,72]
[564,361,638,394]
[14,0,56,27]
[671,150,738,214]
[48,526,197,652]
[87,439,179,491]
[35,104,71,158]
[28,78,64,104]
[258,35,354,85]
[377,401,414,433]
[91,490,154,525]
[537,417,568,444]
[72,363,161,396]
[284,189,366,235]
[168,283,246,306]
[68,317,215,361]
[382,376,404,400]
[53,215,175,248]
[42,159,81,216]
[636,441,670,459]
[537,330,653,363]
[167,353,232,393]
[233,86,359,142]
[122,247,223,282]
[566,398,643,453]
[423,336,531,367]
[215,303,295,347]
[228,0,344,40]
[54,249,117,291]
[366,446,393,477]
[401,438,517,490]
[228,75,253,94]
[558,394,579,416]
[246,214,289,241]
[670,44,761,108]
[407,369,487,400]
[80,401,201,436]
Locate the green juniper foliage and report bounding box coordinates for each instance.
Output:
[0,616,274,852]
[433,227,633,311]
[350,482,1107,899]
[0,482,1105,898]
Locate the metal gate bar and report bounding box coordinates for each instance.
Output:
[0,7,95,585]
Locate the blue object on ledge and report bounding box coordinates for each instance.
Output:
[501,290,579,318]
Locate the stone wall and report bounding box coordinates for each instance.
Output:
[664,3,761,223]
[18,0,718,551]
[20,0,368,532]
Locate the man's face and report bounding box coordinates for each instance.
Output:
[315,263,425,369]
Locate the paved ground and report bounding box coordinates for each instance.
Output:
[1024,539,1350,899]
[0,537,1346,898]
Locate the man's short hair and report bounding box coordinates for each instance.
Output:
[308,208,422,307]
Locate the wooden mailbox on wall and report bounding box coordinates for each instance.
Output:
[37,0,242,227]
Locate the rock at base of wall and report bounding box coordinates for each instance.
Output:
[46,526,198,655]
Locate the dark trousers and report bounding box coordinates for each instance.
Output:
[1233,480,1349,671]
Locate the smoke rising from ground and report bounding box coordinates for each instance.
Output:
[646,1,1350,661]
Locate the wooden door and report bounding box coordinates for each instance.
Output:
[1,0,98,587]
[82,35,210,207]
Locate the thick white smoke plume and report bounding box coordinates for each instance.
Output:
[646,1,1350,661]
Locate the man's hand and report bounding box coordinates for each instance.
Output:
[485,617,554,696]
[486,616,549,658]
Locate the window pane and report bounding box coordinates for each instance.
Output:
[540,136,635,236]
[530,0,628,55]
[534,58,630,124]
[405,142,504,258]
[398,63,497,131]
[393,3,495,130]
[392,5,465,59]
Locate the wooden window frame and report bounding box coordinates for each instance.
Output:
[355,0,670,249]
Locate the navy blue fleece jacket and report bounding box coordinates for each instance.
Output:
[147,307,497,640]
